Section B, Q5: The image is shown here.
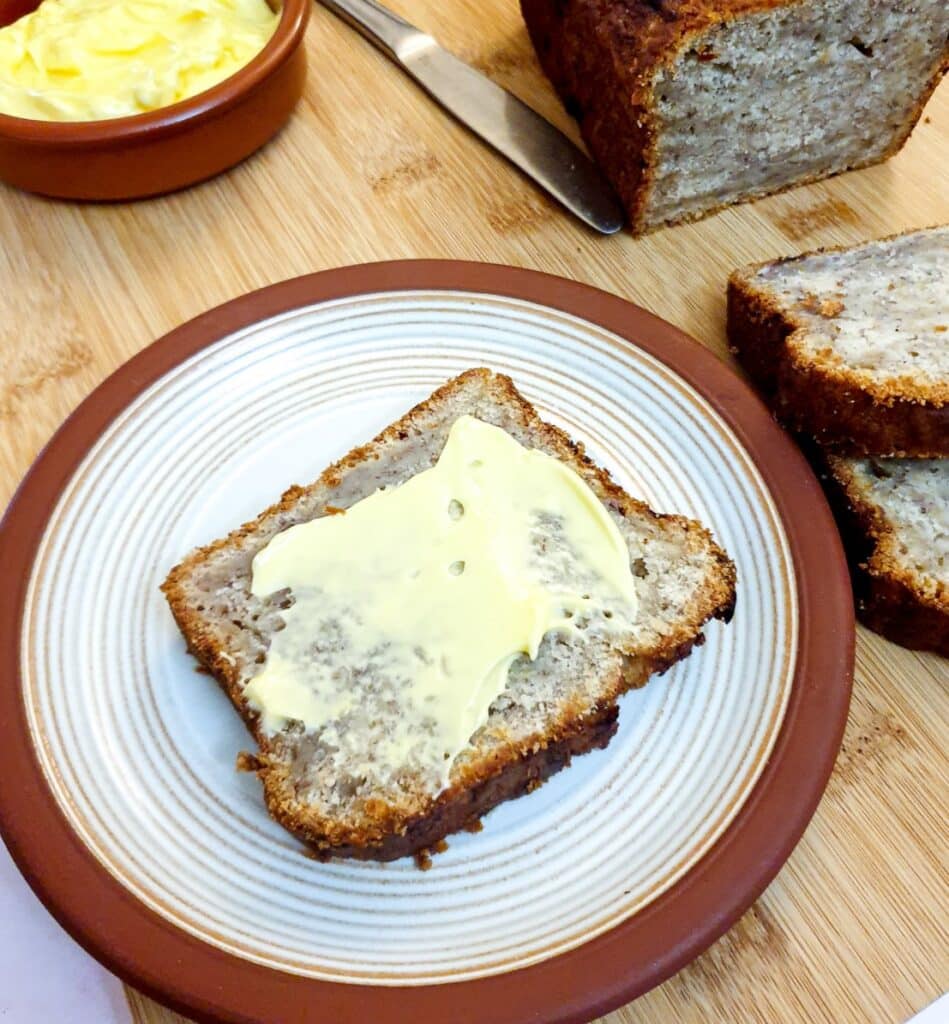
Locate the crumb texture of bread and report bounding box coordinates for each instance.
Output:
[521,0,948,233]
[745,227,948,402]
[728,225,948,653]
[162,369,737,859]
[824,456,948,655]
[728,225,949,457]
[835,457,948,601]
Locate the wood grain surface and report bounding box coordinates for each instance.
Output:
[2,2,947,1022]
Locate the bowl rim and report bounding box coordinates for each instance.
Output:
[0,0,309,142]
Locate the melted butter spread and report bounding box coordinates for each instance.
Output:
[0,0,278,121]
[247,416,638,792]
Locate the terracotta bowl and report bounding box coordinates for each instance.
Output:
[0,0,309,200]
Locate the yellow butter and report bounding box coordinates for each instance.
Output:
[247,416,639,791]
[0,0,278,121]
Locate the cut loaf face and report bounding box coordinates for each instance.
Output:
[522,0,948,233]
[162,370,736,861]
[728,225,949,457]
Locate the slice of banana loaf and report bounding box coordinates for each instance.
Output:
[522,0,948,234]
[822,456,948,656]
[162,370,736,861]
[728,225,948,458]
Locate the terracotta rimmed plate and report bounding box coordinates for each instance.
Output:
[0,262,853,1024]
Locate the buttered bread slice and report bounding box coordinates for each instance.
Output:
[162,370,736,861]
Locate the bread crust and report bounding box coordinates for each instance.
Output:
[521,0,661,233]
[521,0,948,235]
[163,369,737,859]
[291,702,622,861]
[816,453,948,656]
[727,256,949,458]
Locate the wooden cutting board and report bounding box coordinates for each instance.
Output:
[1,2,946,1022]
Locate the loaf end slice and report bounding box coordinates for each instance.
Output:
[522,0,948,234]
[819,455,948,656]
[162,369,736,860]
[728,225,949,457]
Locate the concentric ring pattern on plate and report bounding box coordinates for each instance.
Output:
[22,291,796,984]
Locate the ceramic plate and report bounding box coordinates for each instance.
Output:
[0,262,853,1024]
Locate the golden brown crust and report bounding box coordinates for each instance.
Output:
[289,702,623,861]
[816,454,948,656]
[162,369,737,858]
[727,255,949,458]
[521,0,661,233]
[521,0,948,235]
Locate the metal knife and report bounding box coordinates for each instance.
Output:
[316,0,625,234]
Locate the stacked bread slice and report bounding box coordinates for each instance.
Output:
[728,225,947,656]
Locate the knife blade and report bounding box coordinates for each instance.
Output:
[316,0,625,234]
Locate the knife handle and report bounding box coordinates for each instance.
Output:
[319,0,420,59]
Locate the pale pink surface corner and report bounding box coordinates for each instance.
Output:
[1,838,128,1022]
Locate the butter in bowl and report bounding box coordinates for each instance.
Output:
[0,0,308,199]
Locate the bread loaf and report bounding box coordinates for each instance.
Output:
[522,0,948,234]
